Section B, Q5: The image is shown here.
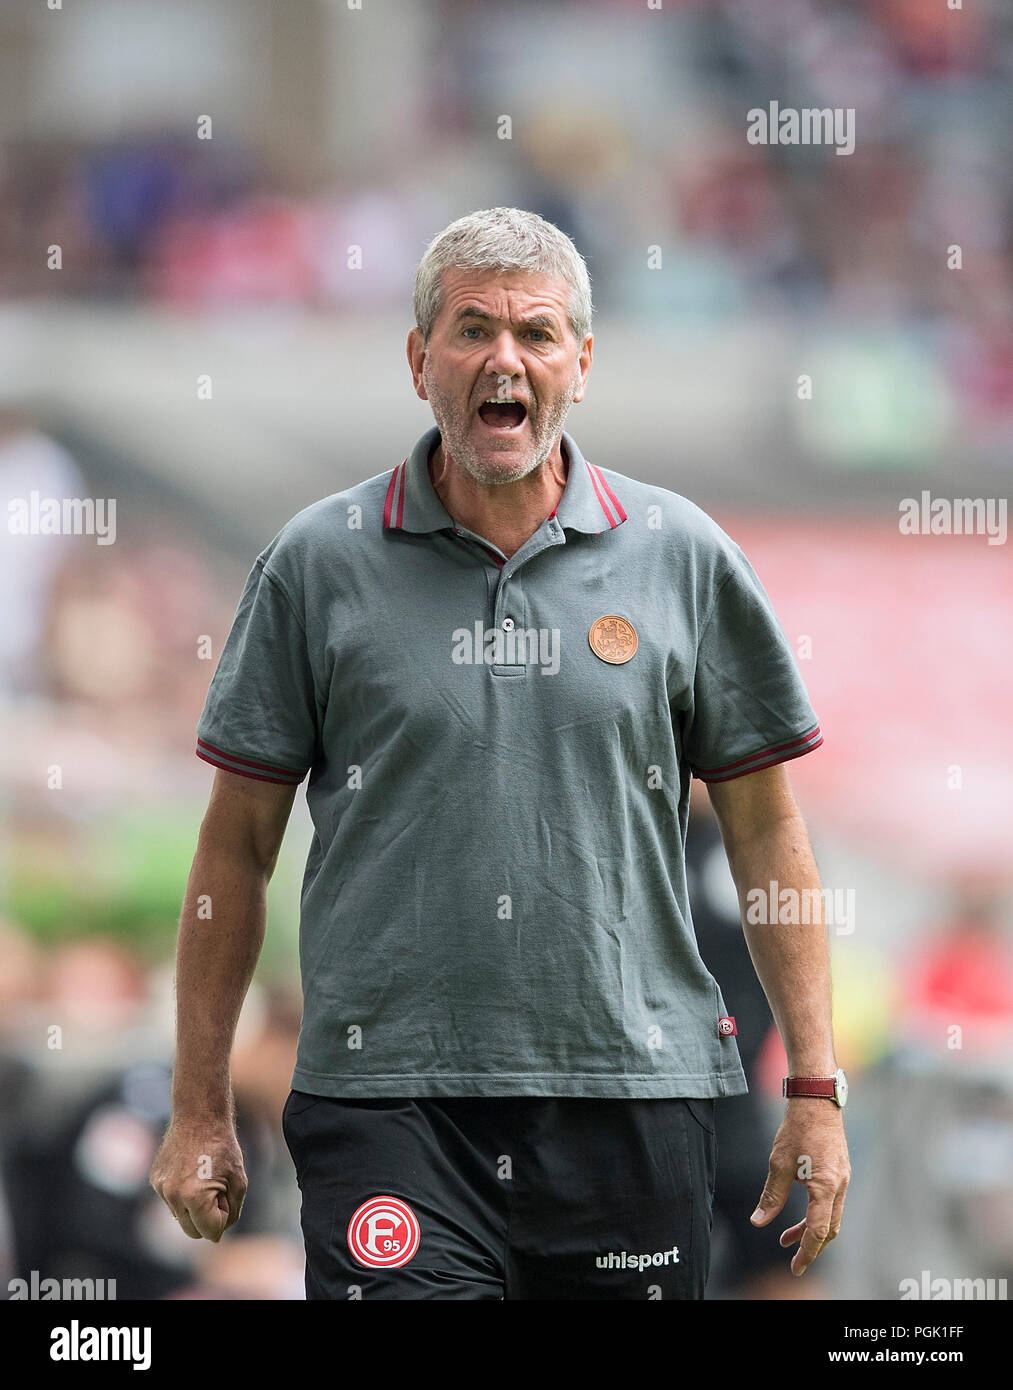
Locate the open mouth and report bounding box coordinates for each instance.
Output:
[477,398,528,431]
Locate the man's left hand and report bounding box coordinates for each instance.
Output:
[749,1097,850,1276]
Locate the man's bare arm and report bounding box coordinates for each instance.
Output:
[150,768,298,1241]
[707,764,850,1276]
[707,765,835,1075]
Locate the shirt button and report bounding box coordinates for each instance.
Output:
[502,617,515,631]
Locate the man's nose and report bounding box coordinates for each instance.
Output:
[485,331,525,379]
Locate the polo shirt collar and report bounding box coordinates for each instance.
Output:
[383,425,627,536]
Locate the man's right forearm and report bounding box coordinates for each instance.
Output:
[171,838,269,1122]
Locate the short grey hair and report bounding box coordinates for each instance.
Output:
[413,207,593,344]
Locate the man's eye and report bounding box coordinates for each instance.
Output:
[462,326,482,339]
[528,329,548,342]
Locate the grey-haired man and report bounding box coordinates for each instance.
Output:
[151,207,849,1300]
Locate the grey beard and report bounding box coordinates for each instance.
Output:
[422,364,581,486]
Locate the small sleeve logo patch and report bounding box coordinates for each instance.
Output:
[589,615,638,664]
[347,1195,421,1268]
[718,1016,737,1036]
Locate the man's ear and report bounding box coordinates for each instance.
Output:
[572,333,593,403]
[407,327,429,400]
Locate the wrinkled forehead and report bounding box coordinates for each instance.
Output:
[435,266,574,330]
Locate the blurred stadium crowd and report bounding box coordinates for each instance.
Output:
[1,0,1012,1299]
[2,0,1012,451]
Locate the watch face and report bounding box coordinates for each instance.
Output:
[835,1068,849,1107]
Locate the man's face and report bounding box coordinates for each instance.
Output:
[408,267,592,486]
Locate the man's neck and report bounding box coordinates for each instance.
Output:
[428,437,568,560]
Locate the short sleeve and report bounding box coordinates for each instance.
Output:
[195,558,318,785]
[685,545,822,783]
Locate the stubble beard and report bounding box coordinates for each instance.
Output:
[422,357,582,486]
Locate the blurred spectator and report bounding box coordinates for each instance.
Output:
[0,412,85,694]
[899,881,1013,1068]
[2,984,305,1300]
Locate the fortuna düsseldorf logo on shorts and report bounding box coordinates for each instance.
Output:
[347,1195,421,1268]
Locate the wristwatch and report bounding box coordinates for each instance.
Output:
[782,1067,848,1108]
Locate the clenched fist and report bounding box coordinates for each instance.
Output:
[150,1118,248,1242]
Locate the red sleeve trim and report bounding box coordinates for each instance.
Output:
[196,738,306,785]
[693,725,823,783]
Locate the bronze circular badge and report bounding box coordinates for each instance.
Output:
[589,614,638,665]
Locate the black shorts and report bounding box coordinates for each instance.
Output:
[282,1091,717,1300]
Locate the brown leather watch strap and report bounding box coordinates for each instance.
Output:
[783,1076,837,1099]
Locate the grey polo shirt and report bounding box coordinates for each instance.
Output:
[196,425,822,1099]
